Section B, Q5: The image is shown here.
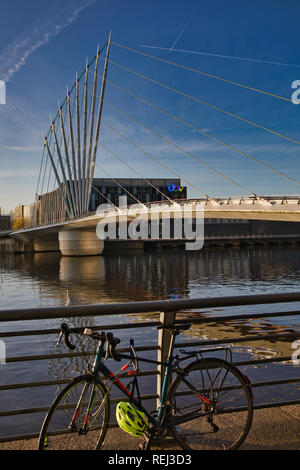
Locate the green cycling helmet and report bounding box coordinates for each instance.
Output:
[116,401,148,437]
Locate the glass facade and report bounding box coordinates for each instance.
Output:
[90,178,187,210]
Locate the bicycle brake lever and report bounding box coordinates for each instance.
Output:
[130,339,139,370]
[60,323,76,351]
[105,340,110,360]
[105,332,121,361]
[56,330,63,348]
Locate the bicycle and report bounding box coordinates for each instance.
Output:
[38,322,253,450]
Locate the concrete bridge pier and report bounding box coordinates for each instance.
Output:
[58,229,104,256]
[33,234,59,253]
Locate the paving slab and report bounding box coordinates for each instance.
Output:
[0,405,298,451]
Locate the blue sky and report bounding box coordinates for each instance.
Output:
[1,0,300,212]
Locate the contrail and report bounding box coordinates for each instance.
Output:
[139,44,300,68]
[0,0,95,82]
[168,24,188,53]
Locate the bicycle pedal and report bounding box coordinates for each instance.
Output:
[139,437,152,450]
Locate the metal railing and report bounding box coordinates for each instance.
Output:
[0,292,300,443]
[205,233,300,240]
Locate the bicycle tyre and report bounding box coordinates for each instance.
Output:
[38,374,110,450]
[167,358,253,450]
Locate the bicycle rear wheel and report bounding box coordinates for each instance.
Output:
[167,358,253,450]
[38,374,110,450]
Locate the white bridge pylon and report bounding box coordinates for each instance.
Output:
[42,32,111,220]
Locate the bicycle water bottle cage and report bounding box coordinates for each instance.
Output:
[130,339,139,371]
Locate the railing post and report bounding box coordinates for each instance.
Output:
[157,310,176,409]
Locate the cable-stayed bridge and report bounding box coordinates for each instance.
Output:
[7,32,300,255]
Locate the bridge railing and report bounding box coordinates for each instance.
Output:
[0,292,300,443]
[204,233,300,240]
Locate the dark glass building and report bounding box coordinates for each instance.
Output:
[33,178,187,225]
[90,178,187,210]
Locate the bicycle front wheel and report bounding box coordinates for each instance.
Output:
[167,358,253,450]
[38,374,110,450]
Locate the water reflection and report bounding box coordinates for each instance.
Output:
[2,246,300,306]
[59,256,105,282]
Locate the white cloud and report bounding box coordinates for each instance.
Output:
[0,0,95,82]
[1,146,41,152]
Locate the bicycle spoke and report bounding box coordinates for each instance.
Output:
[168,359,253,450]
[39,375,110,450]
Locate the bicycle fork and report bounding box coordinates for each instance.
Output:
[69,383,98,434]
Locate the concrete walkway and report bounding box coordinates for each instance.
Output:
[0,405,299,451]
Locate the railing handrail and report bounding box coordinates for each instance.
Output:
[1,291,300,322]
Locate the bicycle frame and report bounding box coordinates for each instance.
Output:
[92,345,168,427]
[41,324,253,452]
[89,337,212,431]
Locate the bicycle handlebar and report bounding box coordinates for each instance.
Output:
[57,323,76,350]
[57,323,121,361]
[57,322,191,362]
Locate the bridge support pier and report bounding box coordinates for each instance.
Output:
[58,230,104,256]
[33,239,59,253]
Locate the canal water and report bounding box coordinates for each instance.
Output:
[0,245,299,439]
